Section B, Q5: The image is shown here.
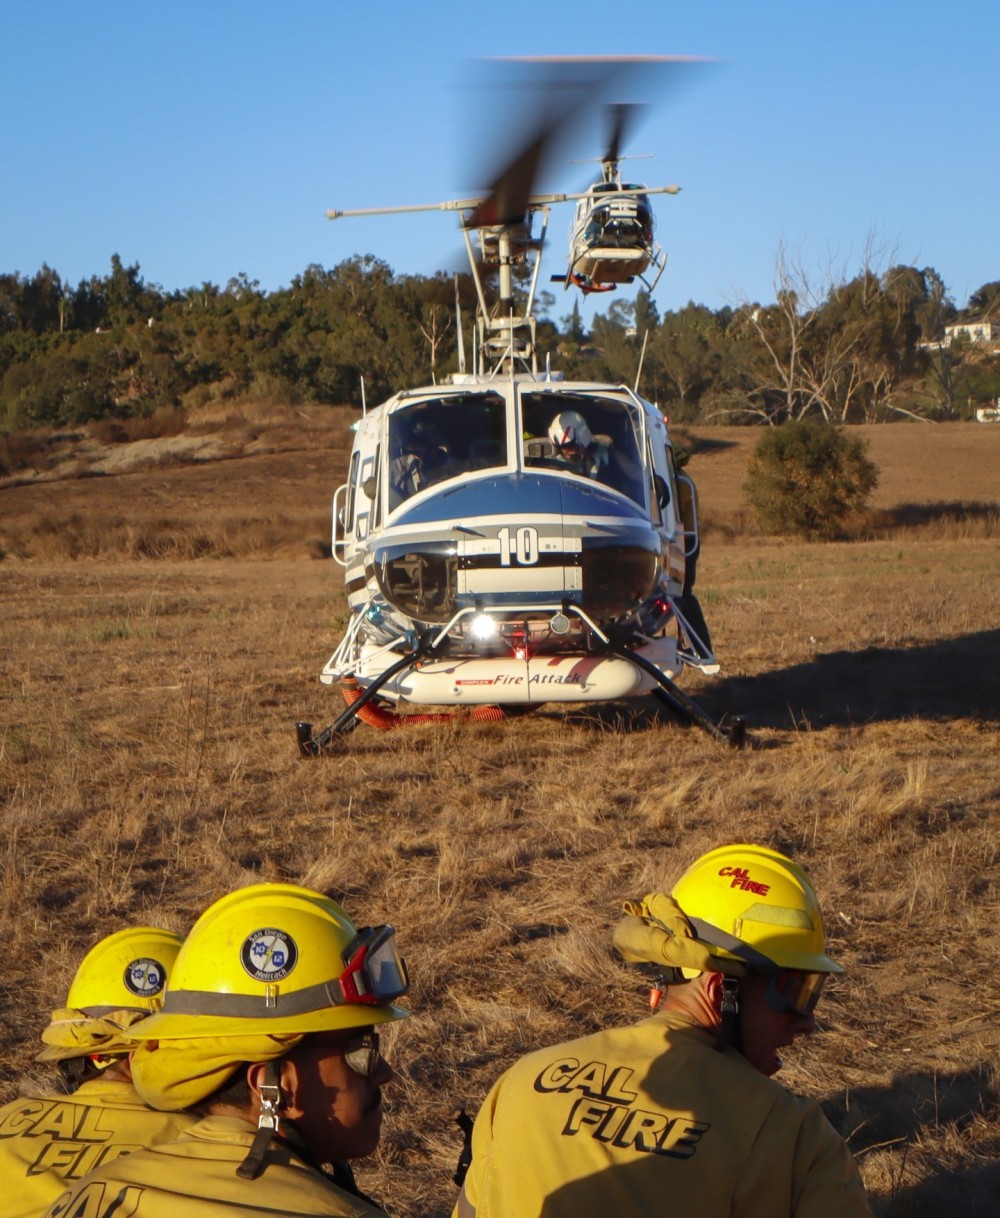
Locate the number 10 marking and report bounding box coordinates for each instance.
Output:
[498,525,539,566]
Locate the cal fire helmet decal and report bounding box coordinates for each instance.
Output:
[124,957,167,998]
[241,928,298,982]
[718,865,771,895]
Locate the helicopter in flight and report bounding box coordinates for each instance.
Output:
[557,103,675,295]
[296,58,741,754]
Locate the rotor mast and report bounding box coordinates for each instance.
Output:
[327,198,558,378]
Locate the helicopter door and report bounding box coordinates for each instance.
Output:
[676,472,700,560]
[645,436,664,528]
[332,451,361,566]
[355,451,378,544]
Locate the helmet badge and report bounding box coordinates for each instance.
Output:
[123,957,167,998]
[241,928,299,982]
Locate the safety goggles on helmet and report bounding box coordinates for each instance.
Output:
[334,926,409,1006]
[764,969,828,1018]
[343,1030,382,1079]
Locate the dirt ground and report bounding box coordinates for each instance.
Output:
[1,415,999,1216]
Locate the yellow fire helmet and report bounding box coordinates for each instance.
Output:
[36,926,183,1062]
[67,926,182,1013]
[670,843,843,977]
[133,883,410,1041]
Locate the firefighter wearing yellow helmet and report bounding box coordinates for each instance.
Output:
[454,844,872,1218]
[0,927,194,1218]
[44,883,409,1218]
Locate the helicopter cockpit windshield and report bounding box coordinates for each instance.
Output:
[521,391,646,506]
[583,183,654,249]
[388,392,507,510]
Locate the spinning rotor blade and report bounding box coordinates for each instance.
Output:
[460,57,601,231]
[603,102,638,167]
[485,56,714,198]
[463,127,549,230]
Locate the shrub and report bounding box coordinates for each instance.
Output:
[743,419,879,539]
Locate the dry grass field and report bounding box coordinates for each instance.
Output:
[1,409,999,1216]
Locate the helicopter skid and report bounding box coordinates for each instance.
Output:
[574,248,650,284]
[348,637,680,706]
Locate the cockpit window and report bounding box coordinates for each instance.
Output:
[582,191,653,249]
[387,392,507,509]
[520,392,646,507]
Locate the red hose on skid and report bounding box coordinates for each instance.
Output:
[339,676,505,729]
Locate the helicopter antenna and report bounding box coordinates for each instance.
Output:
[360,374,367,416]
[454,274,467,374]
[524,205,550,322]
[633,329,650,395]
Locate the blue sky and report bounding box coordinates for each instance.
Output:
[3,1,996,321]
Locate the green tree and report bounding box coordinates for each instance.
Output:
[743,419,879,540]
[649,303,727,419]
[562,298,585,344]
[105,254,150,326]
[966,280,1000,317]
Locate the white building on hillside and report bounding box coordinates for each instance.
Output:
[945,318,1000,347]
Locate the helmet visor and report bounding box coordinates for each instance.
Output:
[765,969,828,1017]
[339,925,409,1004]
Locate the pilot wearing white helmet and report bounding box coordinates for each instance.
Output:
[546,411,610,480]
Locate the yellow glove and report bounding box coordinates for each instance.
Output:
[36,1007,150,1062]
[614,893,720,974]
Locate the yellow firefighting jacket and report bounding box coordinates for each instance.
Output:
[0,1076,196,1218]
[455,1010,872,1218]
[43,1115,389,1218]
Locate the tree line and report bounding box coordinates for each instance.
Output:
[2,252,999,431]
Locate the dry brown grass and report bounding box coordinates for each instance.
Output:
[1,416,999,1216]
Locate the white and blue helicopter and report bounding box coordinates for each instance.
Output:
[559,102,675,295]
[297,63,742,753]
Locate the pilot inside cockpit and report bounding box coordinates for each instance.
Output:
[547,410,612,481]
[390,416,454,502]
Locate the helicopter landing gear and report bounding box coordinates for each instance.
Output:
[296,651,422,755]
[606,642,747,748]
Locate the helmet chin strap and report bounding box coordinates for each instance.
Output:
[715,976,743,1054]
[237,1060,284,1180]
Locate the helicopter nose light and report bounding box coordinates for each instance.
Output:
[471,613,498,642]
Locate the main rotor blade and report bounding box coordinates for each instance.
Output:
[604,102,633,166]
[462,127,549,229]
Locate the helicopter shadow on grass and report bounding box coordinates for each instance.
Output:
[700,628,1000,734]
[820,1065,1000,1216]
[681,434,741,457]
[885,1161,1000,1217]
[319,626,999,743]
[559,626,1000,738]
[822,1064,995,1153]
[875,500,999,528]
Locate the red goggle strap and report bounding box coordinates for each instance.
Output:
[337,925,408,1004]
